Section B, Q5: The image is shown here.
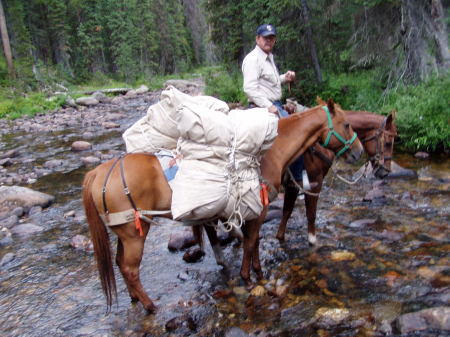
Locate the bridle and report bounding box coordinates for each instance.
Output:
[321,105,358,158]
[360,116,397,176]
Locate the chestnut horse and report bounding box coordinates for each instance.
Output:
[276,108,397,243]
[82,99,363,312]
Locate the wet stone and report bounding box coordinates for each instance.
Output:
[2,215,18,229]
[168,229,197,251]
[225,327,249,337]
[43,159,65,169]
[395,306,450,334]
[81,156,101,165]
[0,252,15,266]
[71,140,92,151]
[415,151,430,159]
[10,223,44,236]
[0,158,13,167]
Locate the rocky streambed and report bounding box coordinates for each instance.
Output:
[0,82,449,337]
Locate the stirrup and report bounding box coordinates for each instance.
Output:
[302,170,311,191]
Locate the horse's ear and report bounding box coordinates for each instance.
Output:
[327,98,335,115]
[386,110,396,129]
[316,96,325,105]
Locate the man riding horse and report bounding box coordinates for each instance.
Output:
[242,24,313,192]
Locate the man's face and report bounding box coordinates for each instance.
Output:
[256,35,276,54]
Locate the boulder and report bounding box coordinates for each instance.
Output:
[396,306,450,334]
[71,141,92,151]
[75,96,99,106]
[0,186,54,214]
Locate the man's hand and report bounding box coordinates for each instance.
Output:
[268,104,280,116]
[285,70,296,82]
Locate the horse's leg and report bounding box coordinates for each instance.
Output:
[251,229,264,281]
[203,225,226,267]
[241,213,266,287]
[116,238,138,302]
[276,182,299,241]
[112,222,156,313]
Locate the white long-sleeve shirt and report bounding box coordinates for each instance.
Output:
[242,45,287,108]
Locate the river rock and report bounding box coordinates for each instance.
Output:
[363,188,385,201]
[81,156,100,166]
[0,186,54,214]
[348,218,377,228]
[224,327,249,337]
[101,122,120,129]
[0,158,13,167]
[2,215,19,228]
[0,149,17,159]
[135,85,149,94]
[75,96,99,106]
[0,252,15,266]
[91,91,109,103]
[168,229,197,251]
[11,223,44,236]
[164,79,202,95]
[414,151,430,159]
[111,96,125,105]
[165,314,196,333]
[71,141,92,151]
[71,234,93,252]
[395,306,450,334]
[125,89,137,97]
[43,159,65,169]
[387,161,418,179]
[330,250,356,261]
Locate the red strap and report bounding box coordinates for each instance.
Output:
[260,183,269,207]
[134,210,144,237]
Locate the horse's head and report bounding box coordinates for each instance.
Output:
[362,110,397,179]
[319,99,363,164]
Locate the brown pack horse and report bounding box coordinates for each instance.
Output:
[82,99,363,312]
[276,107,397,244]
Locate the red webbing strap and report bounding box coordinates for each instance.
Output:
[134,210,144,237]
[260,183,269,207]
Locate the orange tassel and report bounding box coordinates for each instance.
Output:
[134,210,144,237]
[260,183,269,207]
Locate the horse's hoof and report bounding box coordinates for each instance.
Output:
[183,247,205,263]
[130,297,139,303]
[308,233,317,246]
[145,303,157,314]
[255,270,264,281]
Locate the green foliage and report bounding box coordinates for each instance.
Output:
[204,67,247,104]
[382,74,450,152]
[0,93,66,119]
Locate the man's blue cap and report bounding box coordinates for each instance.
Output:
[256,24,276,37]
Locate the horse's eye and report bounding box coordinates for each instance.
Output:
[344,122,350,129]
[385,142,392,146]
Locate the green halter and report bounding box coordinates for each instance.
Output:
[321,106,358,157]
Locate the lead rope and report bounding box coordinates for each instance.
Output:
[286,168,320,196]
[330,160,370,185]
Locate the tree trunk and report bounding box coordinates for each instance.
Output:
[430,0,450,70]
[0,0,15,78]
[300,0,322,83]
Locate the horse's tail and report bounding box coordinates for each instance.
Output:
[192,225,204,250]
[82,169,117,311]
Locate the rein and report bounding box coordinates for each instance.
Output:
[321,106,358,157]
[360,116,396,167]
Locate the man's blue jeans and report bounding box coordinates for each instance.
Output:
[273,100,305,181]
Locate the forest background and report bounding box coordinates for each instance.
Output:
[0,0,448,152]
